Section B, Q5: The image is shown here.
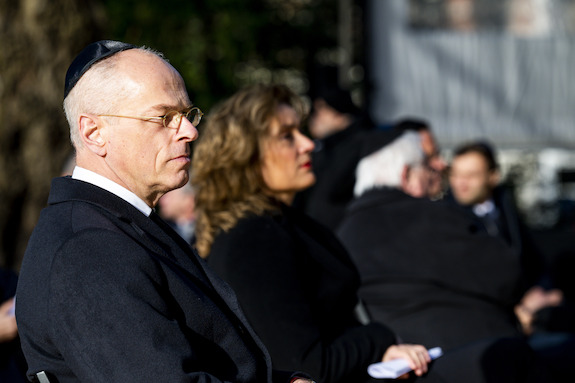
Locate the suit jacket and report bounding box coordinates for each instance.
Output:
[337,188,524,351]
[207,204,396,383]
[16,177,299,383]
[448,186,545,290]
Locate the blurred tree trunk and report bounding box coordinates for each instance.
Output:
[0,0,104,270]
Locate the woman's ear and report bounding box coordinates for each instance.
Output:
[78,114,107,156]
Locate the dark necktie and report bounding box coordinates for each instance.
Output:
[480,210,500,237]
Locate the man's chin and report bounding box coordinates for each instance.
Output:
[169,173,190,191]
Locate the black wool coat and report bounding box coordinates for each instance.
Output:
[16,177,300,383]
[207,204,396,383]
[337,188,524,351]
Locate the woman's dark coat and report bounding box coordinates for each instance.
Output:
[208,204,396,383]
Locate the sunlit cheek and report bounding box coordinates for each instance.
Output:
[153,149,170,177]
[263,159,280,183]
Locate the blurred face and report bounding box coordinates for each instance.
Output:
[96,50,198,206]
[308,99,349,139]
[449,152,499,206]
[403,165,432,199]
[158,188,195,221]
[261,104,316,204]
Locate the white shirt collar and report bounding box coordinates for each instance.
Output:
[71,166,153,217]
[472,199,496,217]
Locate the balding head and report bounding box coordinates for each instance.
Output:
[63,44,198,207]
[64,47,171,149]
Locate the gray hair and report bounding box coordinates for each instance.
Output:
[63,47,165,149]
[354,131,424,197]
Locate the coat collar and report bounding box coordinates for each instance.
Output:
[48,176,213,287]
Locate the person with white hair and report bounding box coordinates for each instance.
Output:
[337,131,547,382]
[353,131,430,199]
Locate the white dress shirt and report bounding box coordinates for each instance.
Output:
[472,199,496,217]
[72,166,152,217]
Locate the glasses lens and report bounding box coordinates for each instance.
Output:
[184,108,203,127]
[163,111,181,128]
[161,108,203,128]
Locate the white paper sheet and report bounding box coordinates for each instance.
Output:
[367,347,443,379]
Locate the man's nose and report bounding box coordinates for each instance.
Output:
[177,116,199,142]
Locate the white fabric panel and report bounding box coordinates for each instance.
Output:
[367,0,575,150]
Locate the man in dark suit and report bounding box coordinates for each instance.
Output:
[447,141,545,290]
[15,41,312,383]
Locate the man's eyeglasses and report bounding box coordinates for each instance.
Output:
[99,106,203,129]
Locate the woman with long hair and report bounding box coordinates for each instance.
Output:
[192,84,431,383]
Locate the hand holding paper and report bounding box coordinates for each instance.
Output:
[368,347,443,379]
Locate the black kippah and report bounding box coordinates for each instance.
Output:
[64,40,137,99]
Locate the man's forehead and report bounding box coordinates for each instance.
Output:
[115,49,170,73]
[115,52,189,100]
[453,152,491,171]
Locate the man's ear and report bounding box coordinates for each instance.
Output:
[78,114,107,157]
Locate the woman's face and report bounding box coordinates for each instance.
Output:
[261,104,315,204]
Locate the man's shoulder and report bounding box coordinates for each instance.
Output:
[24,205,150,282]
[23,182,157,282]
[344,189,475,231]
[348,188,419,211]
[32,195,126,246]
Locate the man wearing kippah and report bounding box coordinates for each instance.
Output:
[15,41,313,383]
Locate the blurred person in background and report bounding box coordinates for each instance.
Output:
[294,86,374,231]
[448,141,544,289]
[158,181,197,245]
[394,118,448,200]
[337,131,548,382]
[447,141,559,326]
[192,84,435,383]
[448,140,574,381]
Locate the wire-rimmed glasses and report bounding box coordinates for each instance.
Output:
[99,106,203,128]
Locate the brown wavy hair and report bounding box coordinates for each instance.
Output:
[191,84,307,258]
